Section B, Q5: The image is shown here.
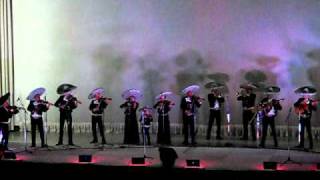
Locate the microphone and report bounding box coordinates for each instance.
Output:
[17,97,21,102]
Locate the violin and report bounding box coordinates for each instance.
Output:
[39,100,54,106]
[195,96,206,101]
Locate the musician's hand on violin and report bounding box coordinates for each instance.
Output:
[105,98,112,104]
[93,107,99,112]
[196,96,206,101]
[46,103,51,108]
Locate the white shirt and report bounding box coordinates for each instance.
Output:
[213,100,220,110]
[267,106,276,117]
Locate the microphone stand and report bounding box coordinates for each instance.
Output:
[141,111,153,160]
[280,107,301,165]
[43,96,55,151]
[16,99,32,154]
[225,95,231,137]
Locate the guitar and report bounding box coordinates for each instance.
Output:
[294,99,319,115]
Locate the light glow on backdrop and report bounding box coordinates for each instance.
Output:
[12,0,320,129]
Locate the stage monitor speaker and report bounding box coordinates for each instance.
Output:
[263,161,277,170]
[14,125,20,132]
[79,154,92,163]
[186,159,200,167]
[4,151,16,160]
[317,163,320,170]
[131,157,145,164]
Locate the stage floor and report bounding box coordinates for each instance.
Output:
[2,132,320,171]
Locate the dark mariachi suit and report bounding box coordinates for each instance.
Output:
[139,113,153,145]
[27,100,49,147]
[294,98,316,149]
[154,100,172,145]
[120,101,140,145]
[237,93,256,140]
[206,94,225,140]
[180,95,202,145]
[259,98,282,147]
[89,98,108,143]
[0,106,19,149]
[54,95,78,145]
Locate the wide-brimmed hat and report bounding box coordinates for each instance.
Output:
[263,86,280,94]
[0,93,10,107]
[57,83,77,95]
[155,91,173,100]
[182,85,200,94]
[88,87,105,99]
[27,87,46,100]
[294,86,317,95]
[240,83,258,90]
[204,82,224,89]
[121,88,143,100]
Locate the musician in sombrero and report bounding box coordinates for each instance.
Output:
[153,92,175,145]
[27,87,52,148]
[206,85,225,140]
[120,89,141,145]
[54,84,81,146]
[258,86,282,148]
[180,85,203,146]
[294,86,317,149]
[88,88,112,145]
[139,106,153,145]
[237,83,257,141]
[0,93,19,150]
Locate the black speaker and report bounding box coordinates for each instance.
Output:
[79,155,92,163]
[131,157,145,164]
[4,151,16,160]
[317,163,320,170]
[14,125,20,132]
[186,159,200,167]
[263,161,277,170]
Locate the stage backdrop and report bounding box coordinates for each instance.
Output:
[12,0,320,134]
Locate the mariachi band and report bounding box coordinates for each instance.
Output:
[0,83,318,150]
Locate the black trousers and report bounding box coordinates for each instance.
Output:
[206,110,222,139]
[141,127,151,145]
[242,110,256,140]
[183,115,196,144]
[157,115,171,145]
[91,115,106,142]
[31,117,45,146]
[299,117,313,148]
[260,116,278,146]
[0,124,9,149]
[58,111,73,144]
[123,115,140,145]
